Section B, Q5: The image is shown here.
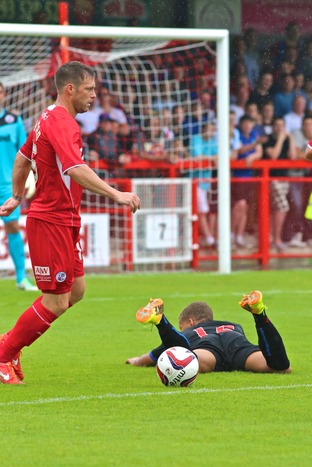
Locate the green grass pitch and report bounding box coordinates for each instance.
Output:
[1,270,312,466]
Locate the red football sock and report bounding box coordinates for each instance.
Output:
[0,297,58,363]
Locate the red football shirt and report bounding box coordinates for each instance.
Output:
[19,105,86,227]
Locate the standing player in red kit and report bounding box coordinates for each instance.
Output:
[0,61,141,384]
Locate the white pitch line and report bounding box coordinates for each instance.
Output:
[8,289,312,307]
[86,289,312,302]
[0,384,311,408]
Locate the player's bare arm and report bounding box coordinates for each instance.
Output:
[67,164,141,213]
[125,353,155,366]
[0,152,31,217]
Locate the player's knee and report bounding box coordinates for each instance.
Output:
[70,291,85,305]
[70,278,86,305]
[5,220,20,234]
[42,294,70,316]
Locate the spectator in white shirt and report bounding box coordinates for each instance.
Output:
[283,94,306,133]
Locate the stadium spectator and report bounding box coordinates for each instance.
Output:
[231,115,262,248]
[172,104,187,141]
[199,89,216,122]
[0,61,140,384]
[262,117,296,251]
[283,95,307,133]
[229,111,241,160]
[171,61,188,92]
[271,21,303,68]
[245,101,266,140]
[248,71,274,109]
[285,116,312,246]
[132,85,153,128]
[275,59,296,82]
[142,114,170,162]
[159,108,174,146]
[304,78,312,116]
[259,100,275,145]
[183,94,215,147]
[75,100,100,136]
[152,81,177,112]
[243,28,261,86]
[186,121,218,247]
[150,54,168,85]
[293,71,307,99]
[297,38,312,80]
[230,68,251,105]
[169,138,189,164]
[283,46,299,72]
[261,100,275,130]
[126,291,291,374]
[230,35,259,88]
[273,73,296,117]
[193,54,216,96]
[230,84,250,125]
[78,85,130,137]
[87,113,121,173]
[0,82,37,291]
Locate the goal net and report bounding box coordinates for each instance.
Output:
[0,26,230,273]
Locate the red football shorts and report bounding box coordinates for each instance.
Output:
[26,217,84,294]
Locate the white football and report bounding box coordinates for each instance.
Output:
[156,346,199,387]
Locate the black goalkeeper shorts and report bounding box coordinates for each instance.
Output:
[193,331,260,372]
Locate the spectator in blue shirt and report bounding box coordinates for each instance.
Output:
[273,73,296,117]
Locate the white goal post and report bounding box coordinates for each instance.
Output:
[0,23,230,274]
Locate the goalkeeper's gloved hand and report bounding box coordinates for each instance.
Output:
[25,170,36,199]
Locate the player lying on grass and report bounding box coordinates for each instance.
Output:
[126,290,291,373]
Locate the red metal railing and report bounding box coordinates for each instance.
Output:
[87,158,312,268]
[31,158,310,270]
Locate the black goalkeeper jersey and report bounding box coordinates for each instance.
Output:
[150,319,259,372]
[183,319,245,344]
